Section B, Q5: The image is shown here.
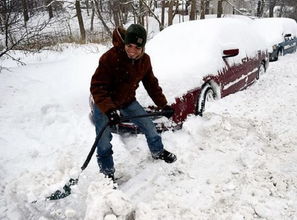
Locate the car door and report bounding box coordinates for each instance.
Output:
[220,55,250,97]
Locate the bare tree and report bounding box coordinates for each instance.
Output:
[45,0,54,19]
[21,0,29,23]
[93,0,112,37]
[217,0,223,18]
[75,0,86,43]
[0,0,50,61]
[90,0,95,31]
[139,0,163,30]
[200,0,206,19]
[189,0,197,20]
[205,0,210,14]
[168,0,178,26]
[138,0,145,25]
[269,0,278,17]
[110,0,122,27]
[85,0,90,16]
[257,0,265,17]
[161,0,165,28]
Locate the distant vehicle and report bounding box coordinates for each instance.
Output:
[271,33,297,61]
[255,18,297,61]
[238,8,252,16]
[91,18,269,134]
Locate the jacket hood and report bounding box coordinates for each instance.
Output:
[112,27,126,48]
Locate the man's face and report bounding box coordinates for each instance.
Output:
[124,44,143,59]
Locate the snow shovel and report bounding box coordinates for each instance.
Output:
[32,109,173,203]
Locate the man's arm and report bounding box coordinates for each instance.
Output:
[142,57,167,108]
[90,56,116,113]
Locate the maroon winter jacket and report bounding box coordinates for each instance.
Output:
[90,27,167,113]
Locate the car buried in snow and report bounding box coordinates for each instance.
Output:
[90,17,269,134]
[255,17,297,61]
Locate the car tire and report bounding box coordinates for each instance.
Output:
[197,84,216,117]
[274,52,279,61]
[256,63,265,80]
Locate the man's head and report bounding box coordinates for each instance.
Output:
[124,24,147,48]
[124,24,147,59]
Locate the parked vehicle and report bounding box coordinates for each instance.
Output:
[255,18,297,61]
[91,18,269,134]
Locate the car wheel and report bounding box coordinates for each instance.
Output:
[197,84,216,116]
[274,52,279,61]
[256,63,265,80]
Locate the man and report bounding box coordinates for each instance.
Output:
[90,24,177,181]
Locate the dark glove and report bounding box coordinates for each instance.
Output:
[106,110,121,125]
[162,105,174,119]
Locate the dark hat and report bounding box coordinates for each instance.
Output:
[124,24,147,48]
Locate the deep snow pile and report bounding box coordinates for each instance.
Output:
[1,45,297,219]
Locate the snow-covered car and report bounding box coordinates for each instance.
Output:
[101,18,269,133]
[255,18,297,61]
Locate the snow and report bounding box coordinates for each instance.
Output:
[255,17,297,48]
[1,25,297,219]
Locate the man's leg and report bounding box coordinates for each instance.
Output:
[93,105,115,177]
[121,101,176,163]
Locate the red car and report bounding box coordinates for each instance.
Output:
[91,17,269,133]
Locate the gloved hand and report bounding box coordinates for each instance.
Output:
[162,105,174,119]
[106,110,121,125]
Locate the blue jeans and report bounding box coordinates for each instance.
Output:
[93,101,164,175]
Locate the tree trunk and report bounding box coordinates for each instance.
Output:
[168,0,175,26]
[217,0,223,18]
[257,0,261,17]
[111,0,122,27]
[85,0,90,16]
[138,0,144,25]
[190,0,196,20]
[22,0,29,24]
[269,0,277,17]
[90,1,95,31]
[205,0,210,14]
[75,0,86,43]
[0,0,5,33]
[46,0,54,19]
[161,0,165,29]
[0,15,3,33]
[200,0,206,19]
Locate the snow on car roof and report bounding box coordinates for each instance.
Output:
[255,17,297,46]
[139,17,267,104]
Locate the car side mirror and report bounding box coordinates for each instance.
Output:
[222,49,239,58]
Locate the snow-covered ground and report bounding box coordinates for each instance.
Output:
[1,43,297,219]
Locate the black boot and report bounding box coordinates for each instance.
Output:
[152,149,177,163]
[105,173,115,182]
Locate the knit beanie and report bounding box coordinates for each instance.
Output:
[124,24,147,48]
